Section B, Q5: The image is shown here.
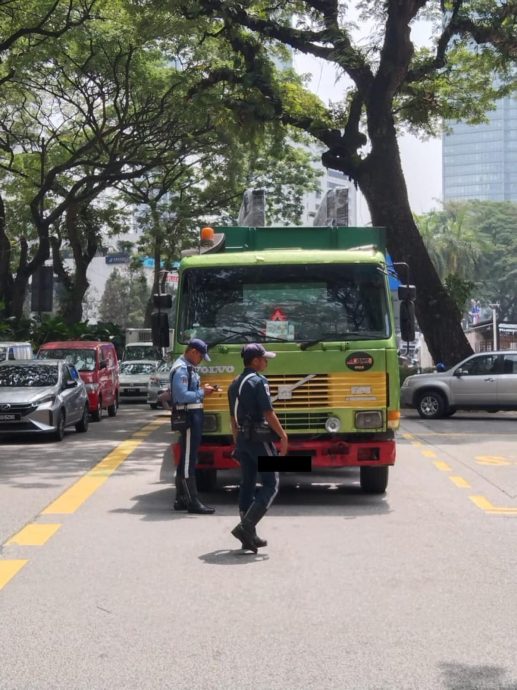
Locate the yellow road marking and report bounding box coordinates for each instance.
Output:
[0,560,28,591]
[411,441,423,447]
[449,476,471,489]
[401,432,414,439]
[7,523,61,546]
[475,455,511,466]
[421,449,437,458]
[434,461,452,472]
[469,495,517,515]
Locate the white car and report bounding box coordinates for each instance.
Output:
[119,360,160,402]
[147,361,172,409]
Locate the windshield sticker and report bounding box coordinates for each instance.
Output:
[346,352,374,371]
[269,308,287,321]
[266,320,295,341]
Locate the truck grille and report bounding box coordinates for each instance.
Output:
[275,412,328,431]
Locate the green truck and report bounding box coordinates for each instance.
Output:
[171,224,409,494]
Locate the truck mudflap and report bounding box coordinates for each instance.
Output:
[172,438,395,469]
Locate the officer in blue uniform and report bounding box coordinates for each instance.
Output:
[227,343,288,552]
[171,338,216,515]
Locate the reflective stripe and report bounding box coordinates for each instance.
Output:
[234,373,257,423]
[184,428,192,478]
[267,472,280,509]
[175,403,203,410]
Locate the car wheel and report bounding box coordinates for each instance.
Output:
[360,466,388,494]
[75,404,89,433]
[107,397,117,417]
[443,408,456,417]
[52,410,66,442]
[416,390,446,419]
[149,403,158,410]
[92,398,102,422]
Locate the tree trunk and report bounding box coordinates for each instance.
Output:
[0,192,14,317]
[356,126,472,366]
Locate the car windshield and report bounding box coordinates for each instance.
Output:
[0,364,59,387]
[38,348,96,371]
[120,362,157,375]
[178,263,390,344]
[124,346,161,360]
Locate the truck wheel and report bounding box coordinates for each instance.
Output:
[416,390,446,419]
[196,469,217,492]
[360,466,388,494]
[92,398,102,422]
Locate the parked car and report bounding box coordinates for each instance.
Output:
[147,361,172,409]
[0,360,89,441]
[401,350,517,419]
[123,342,163,361]
[0,342,33,362]
[37,341,119,421]
[119,360,159,402]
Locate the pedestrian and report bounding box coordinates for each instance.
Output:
[228,343,288,553]
[171,338,217,515]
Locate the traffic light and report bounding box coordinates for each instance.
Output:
[151,311,170,348]
[152,293,172,309]
[31,266,53,312]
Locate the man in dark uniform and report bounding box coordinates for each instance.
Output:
[228,343,288,552]
[171,338,217,515]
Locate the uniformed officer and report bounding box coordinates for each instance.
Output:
[227,343,288,552]
[171,338,217,515]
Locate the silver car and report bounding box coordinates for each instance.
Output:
[147,361,172,409]
[119,360,159,402]
[401,350,517,419]
[0,360,89,441]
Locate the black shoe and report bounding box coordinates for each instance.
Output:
[231,523,258,553]
[173,496,189,511]
[240,511,267,547]
[187,497,215,515]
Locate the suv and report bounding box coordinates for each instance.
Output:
[401,350,517,419]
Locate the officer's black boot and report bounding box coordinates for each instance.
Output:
[231,502,267,553]
[240,511,267,548]
[173,474,188,511]
[183,477,215,515]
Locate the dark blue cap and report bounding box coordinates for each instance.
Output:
[241,343,276,360]
[188,338,210,361]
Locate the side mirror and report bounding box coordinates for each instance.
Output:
[65,379,77,388]
[100,360,108,369]
[454,368,466,377]
[400,300,415,343]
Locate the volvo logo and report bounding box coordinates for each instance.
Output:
[1,403,11,410]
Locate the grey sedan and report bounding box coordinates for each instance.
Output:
[401,350,517,419]
[147,361,172,409]
[0,360,89,441]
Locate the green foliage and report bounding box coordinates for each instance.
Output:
[98,268,150,328]
[444,273,477,313]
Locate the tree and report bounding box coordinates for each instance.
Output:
[177,0,517,365]
[98,268,150,328]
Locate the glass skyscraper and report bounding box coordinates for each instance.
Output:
[442,94,517,202]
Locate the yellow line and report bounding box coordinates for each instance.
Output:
[449,476,471,489]
[470,495,495,511]
[401,432,414,439]
[421,449,437,458]
[6,523,61,546]
[43,439,143,514]
[469,495,517,514]
[0,560,28,591]
[434,461,452,472]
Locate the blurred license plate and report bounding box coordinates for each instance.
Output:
[0,413,17,421]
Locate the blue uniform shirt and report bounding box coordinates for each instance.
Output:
[171,355,204,405]
[228,367,273,426]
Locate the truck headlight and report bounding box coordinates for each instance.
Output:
[203,414,219,433]
[325,416,341,433]
[355,411,383,429]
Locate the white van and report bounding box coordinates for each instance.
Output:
[0,342,34,362]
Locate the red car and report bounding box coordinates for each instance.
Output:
[37,341,119,420]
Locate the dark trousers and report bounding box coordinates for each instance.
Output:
[235,434,280,513]
[177,409,203,480]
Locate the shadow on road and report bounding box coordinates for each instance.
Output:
[198,549,269,565]
[440,662,517,690]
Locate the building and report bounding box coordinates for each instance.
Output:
[443,94,517,202]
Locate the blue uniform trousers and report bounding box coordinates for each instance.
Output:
[235,433,280,513]
[177,409,204,479]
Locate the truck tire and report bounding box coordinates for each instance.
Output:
[360,466,388,494]
[415,390,446,419]
[196,469,217,492]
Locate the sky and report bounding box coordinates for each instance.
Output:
[292,14,443,220]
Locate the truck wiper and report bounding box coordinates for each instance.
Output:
[208,328,290,348]
[300,331,383,350]
[299,334,339,351]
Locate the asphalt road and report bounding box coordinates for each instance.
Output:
[1,405,517,690]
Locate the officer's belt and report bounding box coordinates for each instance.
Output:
[174,403,204,410]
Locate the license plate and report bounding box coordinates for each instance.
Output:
[0,413,17,421]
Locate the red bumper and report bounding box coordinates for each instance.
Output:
[172,438,395,469]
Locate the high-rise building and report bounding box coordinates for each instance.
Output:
[443,94,517,202]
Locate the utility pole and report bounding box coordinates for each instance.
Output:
[489,303,500,350]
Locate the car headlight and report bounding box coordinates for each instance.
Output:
[325,416,341,433]
[355,410,383,429]
[36,396,56,408]
[85,383,100,392]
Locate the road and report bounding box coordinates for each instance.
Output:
[1,405,517,690]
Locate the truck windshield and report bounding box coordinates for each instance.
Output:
[178,264,390,344]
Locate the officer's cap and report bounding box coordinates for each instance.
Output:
[187,338,211,361]
[241,343,276,360]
